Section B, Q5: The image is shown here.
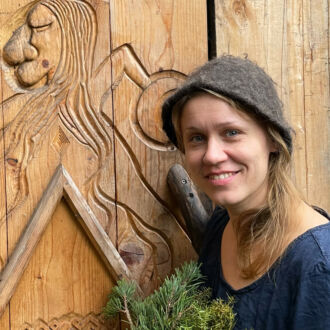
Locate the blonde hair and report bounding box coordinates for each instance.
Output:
[172,90,301,279]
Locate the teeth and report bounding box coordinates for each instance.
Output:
[209,172,236,180]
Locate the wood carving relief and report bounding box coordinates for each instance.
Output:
[20,312,114,330]
[0,0,197,323]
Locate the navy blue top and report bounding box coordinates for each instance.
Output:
[199,206,330,330]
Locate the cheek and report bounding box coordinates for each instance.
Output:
[183,152,201,177]
[248,146,271,175]
[232,142,271,172]
[184,150,200,166]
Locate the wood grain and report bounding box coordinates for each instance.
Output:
[215,0,329,210]
[9,199,115,328]
[167,164,212,253]
[0,166,63,317]
[109,0,208,294]
[0,165,136,319]
[0,0,208,327]
[62,167,134,284]
[302,0,329,209]
[0,7,9,328]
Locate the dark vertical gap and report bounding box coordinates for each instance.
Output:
[107,1,119,252]
[207,0,217,59]
[107,3,121,327]
[0,55,11,330]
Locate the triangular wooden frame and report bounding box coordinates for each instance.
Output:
[0,165,134,317]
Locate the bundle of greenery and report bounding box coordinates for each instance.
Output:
[103,261,235,329]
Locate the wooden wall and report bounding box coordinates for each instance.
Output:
[0,0,328,328]
[0,0,207,328]
[215,0,329,210]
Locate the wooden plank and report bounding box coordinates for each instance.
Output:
[0,166,63,317]
[0,0,117,257]
[109,0,208,293]
[0,0,9,274]
[214,0,329,205]
[302,0,329,210]
[0,165,135,320]
[0,3,9,327]
[0,0,118,325]
[9,198,116,329]
[284,0,308,194]
[62,167,134,283]
[0,5,36,321]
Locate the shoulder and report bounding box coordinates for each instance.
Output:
[283,205,330,273]
[274,224,330,327]
[309,221,330,261]
[288,226,330,328]
[282,222,330,280]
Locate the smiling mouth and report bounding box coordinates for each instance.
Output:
[208,171,239,180]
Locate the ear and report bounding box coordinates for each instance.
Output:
[267,135,279,153]
[269,142,278,153]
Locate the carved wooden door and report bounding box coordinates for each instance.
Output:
[0,0,207,328]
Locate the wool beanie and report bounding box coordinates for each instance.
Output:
[162,55,293,153]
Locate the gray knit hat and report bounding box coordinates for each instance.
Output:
[162,55,293,153]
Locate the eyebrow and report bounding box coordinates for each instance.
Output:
[183,121,244,131]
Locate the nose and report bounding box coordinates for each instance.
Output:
[3,24,38,66]
[202,137,228,165]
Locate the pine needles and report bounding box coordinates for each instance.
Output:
[103,261,235,330]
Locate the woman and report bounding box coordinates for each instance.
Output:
[162,55,330,329]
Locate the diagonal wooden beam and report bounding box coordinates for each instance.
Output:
[0,165,64,317]
[0,165,135,318]
[62,166,133,283]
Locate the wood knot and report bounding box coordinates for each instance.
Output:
[7,158,18,166]
[232,0,248,20]
[42,59,49,68]
[119,243,144,266]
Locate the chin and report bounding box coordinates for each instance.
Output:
[208,192,243,209]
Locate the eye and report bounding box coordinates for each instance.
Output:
[31,23,52,33]
[190,135,204,143]
[185,134,205,146]
[225,129,240,137]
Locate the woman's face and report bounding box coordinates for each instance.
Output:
[181,93,275,214]
[3,3,61,88]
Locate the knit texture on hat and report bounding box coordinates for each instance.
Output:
[162,55,293,153]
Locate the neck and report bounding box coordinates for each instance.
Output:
[226,202,266,226]
[225,177,270,221]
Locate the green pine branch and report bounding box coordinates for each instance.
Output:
[104,261,235,330]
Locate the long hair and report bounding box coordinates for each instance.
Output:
[234,126,301,278]
[3,0,112,214]
[2,1,172,289]
[172,90,302,279]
